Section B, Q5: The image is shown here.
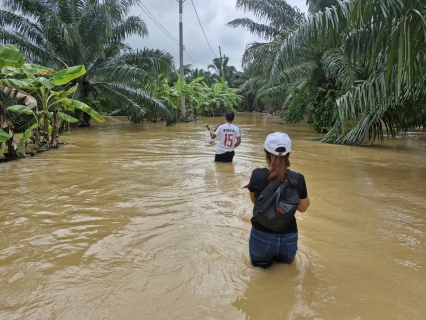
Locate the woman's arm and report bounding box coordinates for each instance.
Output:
[297,196,310,212]
[249,191,256,204]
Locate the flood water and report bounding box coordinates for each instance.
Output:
[1,112,425,319]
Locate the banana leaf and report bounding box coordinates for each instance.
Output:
[57,112,78,123]
[65,99,104,122]
[0,129,12,143]
[17,123,38,149]
[52,65,86,86]
[8,105,36,115]
[0,45,26,68]
[0,78,32,88]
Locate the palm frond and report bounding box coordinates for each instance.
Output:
[269,1,352,82]
[227,18,279,39]
[321,47,363,87]
[111,16,148,42]
[97,83,174,125]
[235,0,306,28]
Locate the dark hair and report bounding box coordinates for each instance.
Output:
[264,149,290,184]
[225,111,235,122]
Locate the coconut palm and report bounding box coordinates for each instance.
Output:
[0,0,176,125]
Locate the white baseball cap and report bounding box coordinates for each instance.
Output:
[264,132,291,156]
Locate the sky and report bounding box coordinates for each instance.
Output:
[127,0,309,71]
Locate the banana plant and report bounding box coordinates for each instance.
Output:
[0,44,29,158]
[1,87,38,156]
[1,44,104,157]
[205,79,242,115]
[156,75,242,118]
[7,65,104,152]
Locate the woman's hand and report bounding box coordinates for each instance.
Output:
[297,196,310,212]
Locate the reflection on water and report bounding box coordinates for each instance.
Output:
[1,113,425,319]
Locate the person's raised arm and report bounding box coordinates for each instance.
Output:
[210,127,216,139]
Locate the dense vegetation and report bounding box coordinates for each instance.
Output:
[2,0,425,159]
[0,0,242,159]
[0,44,104,158]
[229,0,426,144]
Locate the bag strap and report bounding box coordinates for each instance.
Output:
[284,171,298,188]
[268,180,282,189]
[266,171,298,190]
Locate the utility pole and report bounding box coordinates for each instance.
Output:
[178,0,186,119]
[218,46,227,82]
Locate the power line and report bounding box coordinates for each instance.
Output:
[138,3,179,45]
[190,0,217,58]
[185,51,197,65]
[137,2,198,66]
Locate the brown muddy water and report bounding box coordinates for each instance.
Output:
[1,112,425,320]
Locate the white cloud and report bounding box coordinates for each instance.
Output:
[126,0,308,71]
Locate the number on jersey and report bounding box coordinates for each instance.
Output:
[224,133,233,147]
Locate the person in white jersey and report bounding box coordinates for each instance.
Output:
[210,111,241,162]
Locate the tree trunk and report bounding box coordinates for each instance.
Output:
[78,111,91,127]
[34,102,41,149]
[50,110,59,146]
[43,112,49,143]
[0,101,17,158]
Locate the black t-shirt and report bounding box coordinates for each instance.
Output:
[248,168,308,234]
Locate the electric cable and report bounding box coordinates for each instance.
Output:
[137,2,199,66]
[190,0,217,58]
[185,51,197,65]
[137,3,179,46]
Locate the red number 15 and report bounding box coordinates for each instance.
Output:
[224,133,233,147]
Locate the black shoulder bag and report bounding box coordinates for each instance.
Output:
[253,174,300,232]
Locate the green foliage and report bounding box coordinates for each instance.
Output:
[52,65,86,86]
[0,44,25,67]
[0,129,11,142]
[306,87,338,133]
[207,58,244,88]
[284,67,340,133]
[155,75,242,119]
[0,0,175,126]
[284,92,306,124]
[1,44,104,157]
[230,0,426,144]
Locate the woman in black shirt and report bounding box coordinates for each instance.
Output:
[248,132,310,268]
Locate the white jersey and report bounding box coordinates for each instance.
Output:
[213,123,241,154]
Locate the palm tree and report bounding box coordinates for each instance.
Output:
[227,0,308,114]
[266,0,426,144]
[306,0,339,13]
[227,0,305,39]
[230,0,426,144]
[0,0,176,125]
[208,57,243,88]
[185,68,214,86]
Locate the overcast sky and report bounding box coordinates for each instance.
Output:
[127,0,308,71]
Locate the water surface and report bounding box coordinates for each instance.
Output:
[1,113,425,319]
